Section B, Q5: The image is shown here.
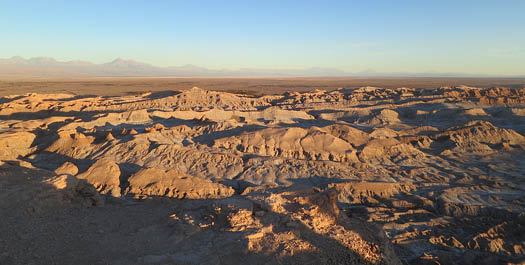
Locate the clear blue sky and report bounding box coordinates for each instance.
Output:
[0,0,524,75]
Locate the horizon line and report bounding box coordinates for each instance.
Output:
[1,55,524,78]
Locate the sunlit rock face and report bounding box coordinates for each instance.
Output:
[1,85,524,264]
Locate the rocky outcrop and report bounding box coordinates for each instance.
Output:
[151,106,313,123]
[367,109,401,125]
[0,131,36,160]
[213,127,359,162]
[162,185,402,265]
[126,168,235,199]
[54,161,79,176]
[1,85,524,264]
[329,181,416,205]
[43,174,104,206]
[76,158,121,197]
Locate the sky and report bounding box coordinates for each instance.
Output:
[0,0,524,75]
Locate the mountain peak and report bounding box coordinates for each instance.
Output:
[104,58,153,69]
[0,56,28,64]
[10,56,25,61]
[109,57,125,63]
[28,57,59,64]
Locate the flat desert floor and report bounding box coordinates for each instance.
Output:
[1,77,524,96]
[0,78,524,264]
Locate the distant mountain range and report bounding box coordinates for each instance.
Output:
[0,56,523,78]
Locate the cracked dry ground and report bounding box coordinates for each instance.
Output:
[0,85,524,265]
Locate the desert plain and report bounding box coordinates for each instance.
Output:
[0,77,524,264]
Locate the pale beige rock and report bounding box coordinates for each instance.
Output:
[76,158,121,197]
[54,161,79,176]
[45,174,79,190]
[1,85,524,264]
[214,127,359,162]
[0,131,36,160]
[127,168,235,199]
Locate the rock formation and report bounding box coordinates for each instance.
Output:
[1,85,524,264]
